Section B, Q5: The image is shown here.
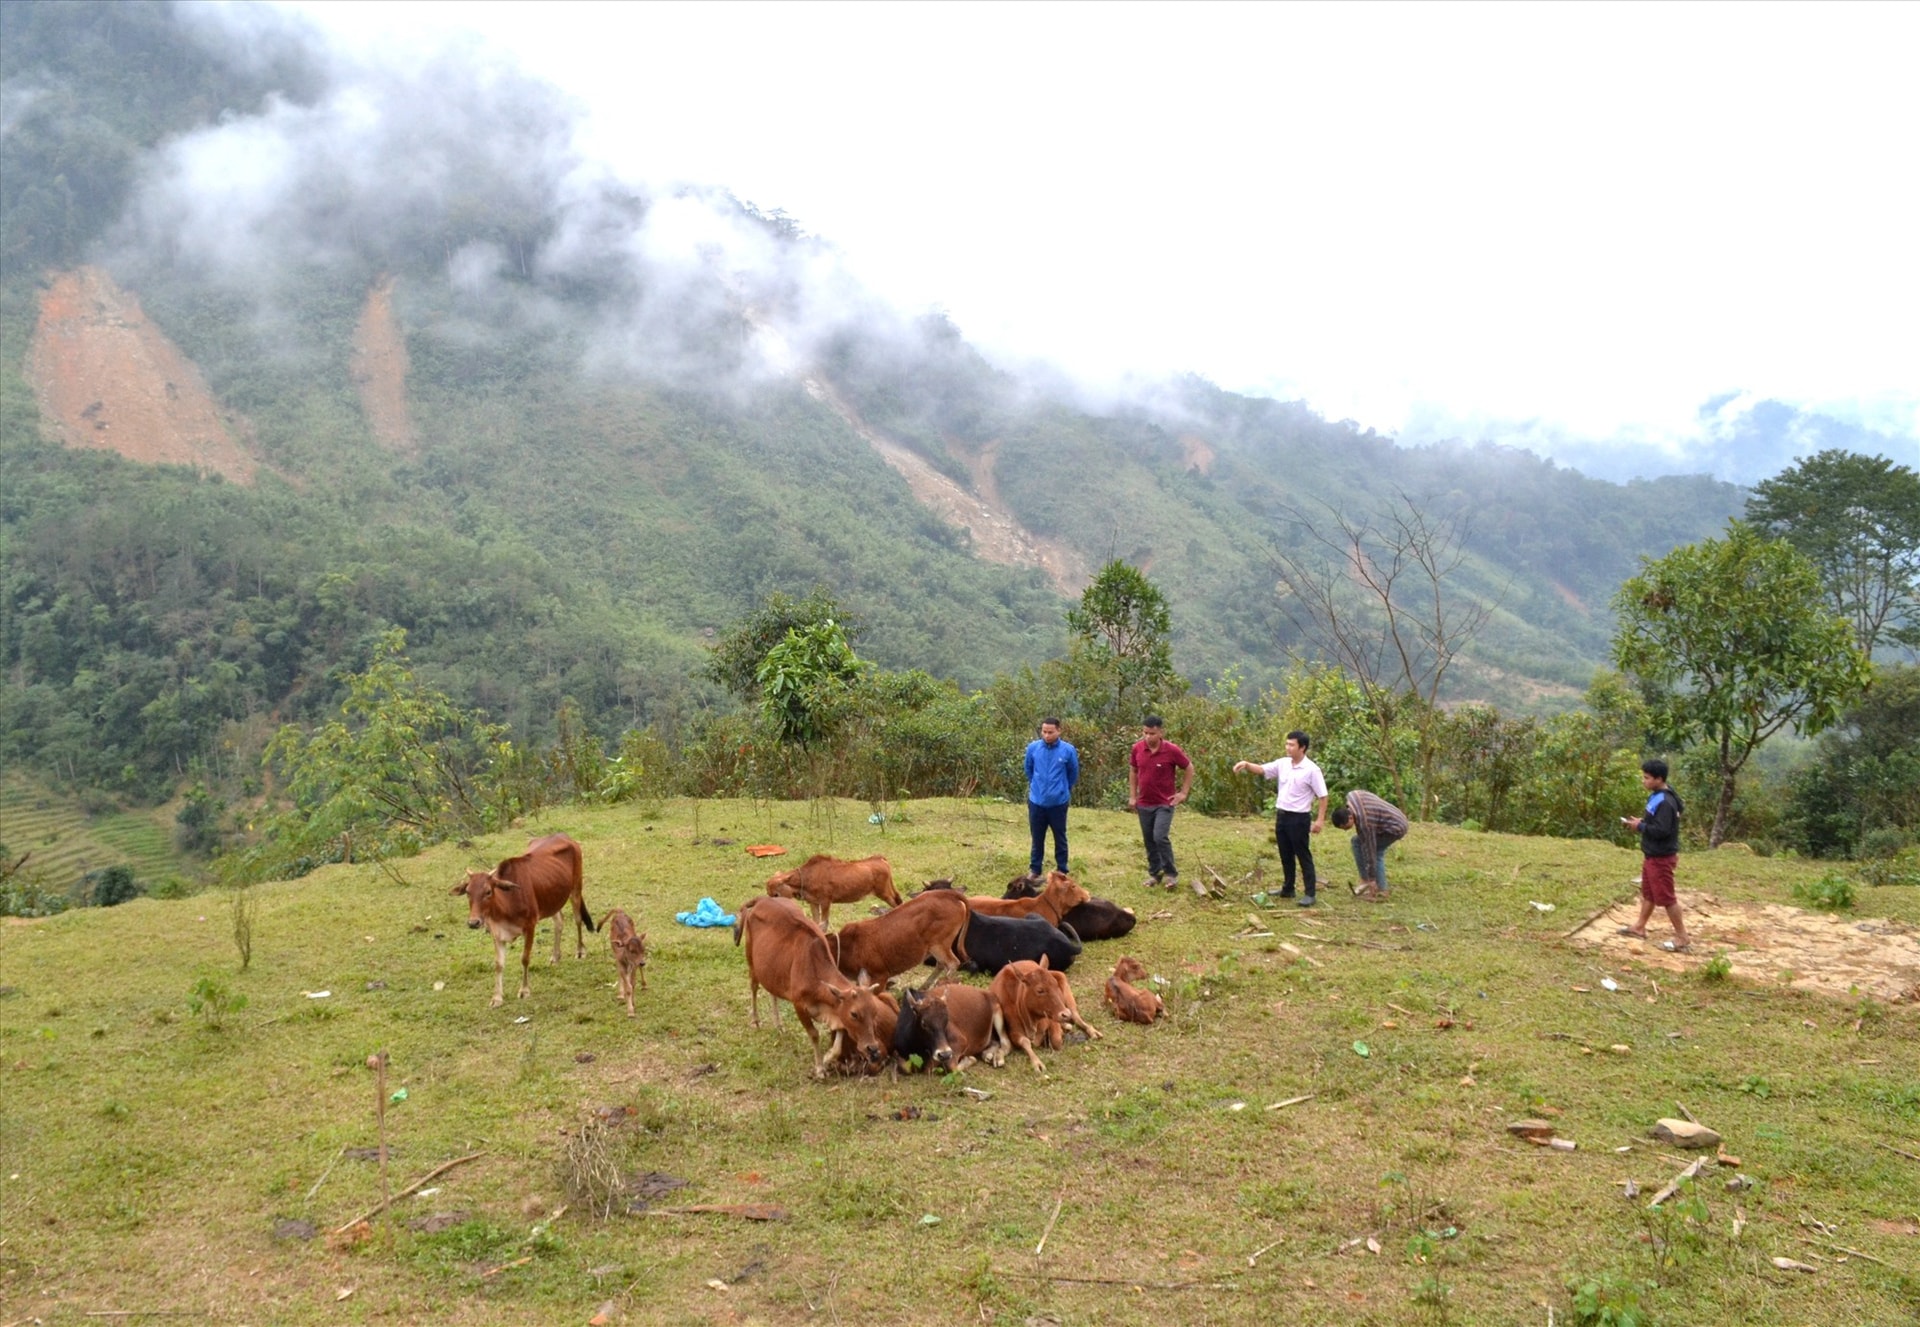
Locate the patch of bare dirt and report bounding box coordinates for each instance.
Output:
[350,274,417,454]
[1177,433,1215,475]
[1551,580,1589,616]
[1570,893,1920,1003]
[803,376,1085,596]
[27,267,256,483]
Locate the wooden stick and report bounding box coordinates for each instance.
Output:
[1673,1101,1698,1124]
[1266,1094,1315,1111]
[1797,1237,1891,1268]
[480,1255,533,1279]
[1277,942,1323,969]
[1878,1142,1920,1163]
[332,1151,484,1233]
[372,1052,390,1214]
[81,1316,205,1320]
[995,1271,1232,1291]
[1034,1192,1065,1255]
[1647,1157,1706,1208]
[305,1146,346,1201]
[1247,1238,1283,1266]
[1566,896,1626,939]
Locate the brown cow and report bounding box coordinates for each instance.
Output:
[831,990,900,1077]
[895,983,1007,1072]
[827,888,970,990]
[451,834,595,1007]
[964,870,1089,927]
[732,896,892,1079]
[1002,874,1137,941]
[989,955,1102,1072]
[1103,955,1164,1024]
[764,854,903,928]
[605,908,648,1016]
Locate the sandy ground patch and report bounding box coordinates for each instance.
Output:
[27,266,256,483]
[1570,891,1920,1003]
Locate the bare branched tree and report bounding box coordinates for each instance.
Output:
[1265,492,1500,815]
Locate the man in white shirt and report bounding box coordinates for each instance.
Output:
[1233,730,1329,907]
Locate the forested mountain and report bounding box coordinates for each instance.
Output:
[0,0,1747,804]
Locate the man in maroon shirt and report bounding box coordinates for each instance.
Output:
[1127,716,1193,890]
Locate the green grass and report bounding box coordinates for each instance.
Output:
[2,799,1915,1325]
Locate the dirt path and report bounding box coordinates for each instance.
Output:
[350,274,417,454]
[802,375,1084,596]
[27,267,256,483]
[1570,893,1920,1003]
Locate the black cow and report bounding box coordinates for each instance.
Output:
[1000,874,1136,941]
[956,911,1082,975]
[893,985,1003,1072]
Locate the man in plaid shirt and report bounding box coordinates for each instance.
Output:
[1331,789,1408,901]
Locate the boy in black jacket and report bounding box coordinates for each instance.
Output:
[1619,758,1692,952]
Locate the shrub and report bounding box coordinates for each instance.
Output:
[1792,870,1857,911]
[83,865,143,908]
[1567,1269,1651,1327]
[1700,951,1732,982]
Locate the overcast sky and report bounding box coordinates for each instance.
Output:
[279,1,1918,479]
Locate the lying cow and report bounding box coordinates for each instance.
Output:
[831,990,901,1077]
[1103,955,1164,1024]
[894,984,1006,1073]
[605,908,648,1016]
[964,870,1089,927]
[990,956,1102,1073]
[451,833,596,1007]
[828,888,970,989]
[732,896,892,1078]
[956,912,1082,975]
[1002,874,1136,941]
[765,854,903,928]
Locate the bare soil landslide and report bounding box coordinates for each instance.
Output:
[351,274,417,454]
[1177,433,1215,475]
[1572,893,1920,1003]
[804,375,1085,596]
[28,267,256,484]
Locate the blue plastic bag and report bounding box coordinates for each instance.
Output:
[675,897,737,928]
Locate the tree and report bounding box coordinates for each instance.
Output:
[756,619,863,752]
[1266,492,1498,816]
[705,589,857,705]
[1781,664,1920,858]
[1746,449,1920,655]
[1065,560,1177,724]
[1611,521,1872,846]
[259,629,510,870]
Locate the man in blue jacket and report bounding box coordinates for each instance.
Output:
[1024,717,1080,880]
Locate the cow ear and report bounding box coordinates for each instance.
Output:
[638,932,647,943]
[450,880,467,895]
[856,968,872,987]
[494,878,517,890]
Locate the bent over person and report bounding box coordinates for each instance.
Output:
[1233,731,1328,907]
[1332,789,1408,901]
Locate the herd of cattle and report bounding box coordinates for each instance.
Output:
[450,834,1165,1078]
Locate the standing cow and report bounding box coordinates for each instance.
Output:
[605,908,648,1016]
[733,896,893,1079]
[764,854,902,928]
[451,834,595,1007]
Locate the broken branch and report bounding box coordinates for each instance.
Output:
[332,1151,484,1233]
[1647,1157,1707,1208]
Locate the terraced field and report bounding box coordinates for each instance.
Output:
[0,775,197,897]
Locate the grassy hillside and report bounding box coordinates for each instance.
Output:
[0,772,192,896]
[3,799,1913,1324]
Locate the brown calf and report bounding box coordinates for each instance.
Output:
[764,854,903,928]
[451,833,595,1007]
[827,888,970,990]
[921,983,1007,1071]
[964,870,1090,927]
[732,896,892,1079]
[605,908,648,1016]
[989,955,1102,1072]
[1103,955,1164,1024]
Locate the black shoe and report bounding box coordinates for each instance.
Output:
[1278,887,1296,899]
[1297,894,1316,908]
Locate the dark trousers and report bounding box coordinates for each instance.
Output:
[1136,805,1177,879]
[1028,801,1069,875]
[1275,810,1317,893]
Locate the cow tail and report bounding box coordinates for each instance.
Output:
[579,897,596,934]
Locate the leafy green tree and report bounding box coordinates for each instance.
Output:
[1066,560,1177,724]
[757,619,863,752]
[258,629,510,871]
[1612,521,1872,846]
[706,589,856,705]
[1781,664,1920,858]
[1746,449,1920,654]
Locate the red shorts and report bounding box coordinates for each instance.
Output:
[1641,855,1677,908]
